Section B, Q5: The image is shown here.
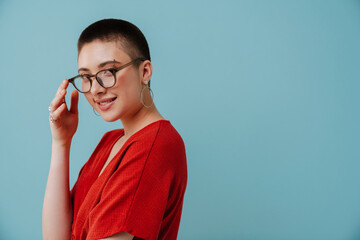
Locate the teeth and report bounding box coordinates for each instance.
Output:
[100,101,111,105]
[99,99,115,105]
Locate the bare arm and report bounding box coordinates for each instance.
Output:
[42,80,79,240]
[43,142,73,240]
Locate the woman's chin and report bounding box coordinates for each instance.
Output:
[98,113,121,122]
[102,116,120,122]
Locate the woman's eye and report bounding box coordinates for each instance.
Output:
[80,75,90,81]
[103,70,114,77]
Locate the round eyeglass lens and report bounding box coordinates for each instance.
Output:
[97,70,115,88]
[73,76,91,93]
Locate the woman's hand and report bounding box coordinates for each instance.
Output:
[49,79,79,145]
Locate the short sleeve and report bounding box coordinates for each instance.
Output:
[70,164,86,209]
[86,137,178,240]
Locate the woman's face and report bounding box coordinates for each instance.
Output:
[78,40,146,122]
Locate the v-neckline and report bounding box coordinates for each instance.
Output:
[94,119,170,180]
[95,129,125,179]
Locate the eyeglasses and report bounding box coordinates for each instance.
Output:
[68,57,146,93]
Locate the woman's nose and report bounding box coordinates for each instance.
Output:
[90,77,105,95]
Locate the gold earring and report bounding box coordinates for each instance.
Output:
[140,83,154,108]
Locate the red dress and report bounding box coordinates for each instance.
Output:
[70,120,187,240]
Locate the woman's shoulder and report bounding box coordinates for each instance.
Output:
[156,120,185,147]
[148,121,187,178]
[134,120,184,145]
[122,120,187,179]
[139,120,186,162]
[100,128,124,142]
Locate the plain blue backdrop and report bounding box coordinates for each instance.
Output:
[1,0,360,239]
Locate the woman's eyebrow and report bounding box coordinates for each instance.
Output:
[78,60,121,73]
[98,60,121,68]
[78,67,89,73]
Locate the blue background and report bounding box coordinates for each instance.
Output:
[1,0,360,239]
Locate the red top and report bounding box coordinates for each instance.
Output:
[70,120,187,240]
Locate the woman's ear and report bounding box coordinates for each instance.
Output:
[141,60,153,85]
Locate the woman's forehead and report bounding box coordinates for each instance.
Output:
[78,40,131,70]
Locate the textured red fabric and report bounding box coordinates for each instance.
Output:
[70,120,187,240]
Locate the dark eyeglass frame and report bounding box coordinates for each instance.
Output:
[68,57,146,93]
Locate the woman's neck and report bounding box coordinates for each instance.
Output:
[120,104,164,139]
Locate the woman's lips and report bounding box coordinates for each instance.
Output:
[96,97,117,111]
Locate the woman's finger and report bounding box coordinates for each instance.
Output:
[50,89,67,112]
[56,79,69,96]
[49,103,67,123]
[70,90,79,114]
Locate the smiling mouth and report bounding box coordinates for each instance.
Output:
[98,97,117,105]
[96,97,117,105]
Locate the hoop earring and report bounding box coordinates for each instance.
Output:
[93,108,100,116]
[140,85,154,108]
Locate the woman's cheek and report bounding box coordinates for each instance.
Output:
[84,94,95,108]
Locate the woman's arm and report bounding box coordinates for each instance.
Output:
[42,142,73,240]
[42,80,79,240]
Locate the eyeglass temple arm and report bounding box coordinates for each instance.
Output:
[113,57,147,72]
[67,57,147,81]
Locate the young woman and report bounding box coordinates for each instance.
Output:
[42,19,188,240]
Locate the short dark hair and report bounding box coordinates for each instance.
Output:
[78,19,151,62]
